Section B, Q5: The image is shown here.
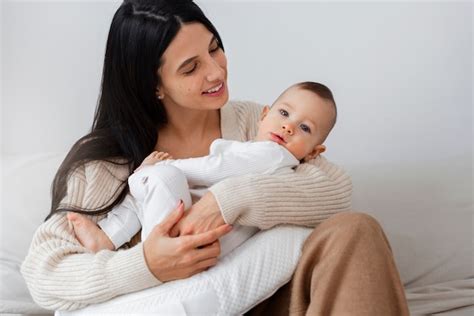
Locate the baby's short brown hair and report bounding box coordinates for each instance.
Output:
[295,81,337,142]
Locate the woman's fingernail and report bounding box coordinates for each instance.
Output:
[176,200,183,211]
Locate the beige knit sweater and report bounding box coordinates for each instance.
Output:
[21,100,352,311]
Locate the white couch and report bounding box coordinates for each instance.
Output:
[1,151,472,315]
[1,1,472,314]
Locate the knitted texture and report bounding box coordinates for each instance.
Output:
[56,226,312,315]
[21,100,352,310]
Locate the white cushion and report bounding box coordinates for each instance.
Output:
[57,225,312,315]
[347,154,473,288]
[347,154,473,314]
[1,152,472,314]
[1,153,65,314]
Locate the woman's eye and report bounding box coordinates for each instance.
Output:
[210,38,220,52]
[279,109,289,117]
[183,64,197,75]
[300,124,311,133]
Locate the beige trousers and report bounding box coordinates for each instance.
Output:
[246,212,409,316]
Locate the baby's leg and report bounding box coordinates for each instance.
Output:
[67,212,115,252]
[130,165,258,256]
[129,165,192,240]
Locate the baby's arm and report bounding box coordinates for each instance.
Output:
[156,156,222,187]
[157,141,298,188]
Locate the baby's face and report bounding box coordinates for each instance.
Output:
[255,87,335,161]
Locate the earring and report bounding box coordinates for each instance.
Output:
[156,89,164,100]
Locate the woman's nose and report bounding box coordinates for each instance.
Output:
[206,59,225,82]
[282,124,294,135]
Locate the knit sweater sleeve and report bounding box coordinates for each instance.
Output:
[209,101,353,229]
[20,161,161,311]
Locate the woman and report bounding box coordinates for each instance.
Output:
[21,0,409,314]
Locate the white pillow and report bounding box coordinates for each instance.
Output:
[1,152,65,314]
[57,225,312,315]
[347,154,473,288]
[2,151,472,314]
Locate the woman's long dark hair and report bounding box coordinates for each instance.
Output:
[46,0,224,220]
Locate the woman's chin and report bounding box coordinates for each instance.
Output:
[202,92,229,109]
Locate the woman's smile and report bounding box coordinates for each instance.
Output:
[202,82,225,97]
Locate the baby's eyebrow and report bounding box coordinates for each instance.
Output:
[281,102,317,128]
[306,118,317,129]
[280,102,293,109]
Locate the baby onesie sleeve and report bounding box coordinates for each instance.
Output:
[156,140,299,188]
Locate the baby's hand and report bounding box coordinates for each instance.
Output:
[135,151,173,173]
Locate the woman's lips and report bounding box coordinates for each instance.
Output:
[269,132,286,144]
[202,82,225,97]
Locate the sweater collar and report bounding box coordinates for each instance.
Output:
[220,100,242,141]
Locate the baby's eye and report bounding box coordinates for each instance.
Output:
[279,109,289,117]
[300,124,311,133]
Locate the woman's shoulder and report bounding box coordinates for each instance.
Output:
[69,158,129,181]
[86,158,129,180]
[60,158,130,212]
[222,100,265,141]
[226,100,264,118]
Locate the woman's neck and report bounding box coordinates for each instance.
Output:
[156,107,221,157]
[161,107,220,140]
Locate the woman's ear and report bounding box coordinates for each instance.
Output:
[260,106,270,121]
[156,89,164,100]
[303,145,326,162]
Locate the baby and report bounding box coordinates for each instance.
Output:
[68,81,337,257]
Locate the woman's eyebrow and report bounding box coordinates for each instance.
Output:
[177,36,217,72]
[177,56,198,72]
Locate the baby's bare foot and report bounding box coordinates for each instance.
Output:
[135,151,173,173]
[67,212,115,252]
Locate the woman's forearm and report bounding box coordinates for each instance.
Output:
[20,212,160,311]
[209,155,352,229]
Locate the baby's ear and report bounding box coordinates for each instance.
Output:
[303,145,326,162]
[259,106,271,121]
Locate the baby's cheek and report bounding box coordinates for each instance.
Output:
[285,144,300,159]
[293,143,310,160]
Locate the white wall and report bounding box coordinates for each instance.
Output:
[2,1,471,165]
[2,0,121,156]
[203,1,472,166]
[1,0,473,290]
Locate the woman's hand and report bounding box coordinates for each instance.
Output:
[170,192,226,237]
[143,201,232,282]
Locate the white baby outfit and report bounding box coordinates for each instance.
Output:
[98,139,299,255]
[93,139,300,314]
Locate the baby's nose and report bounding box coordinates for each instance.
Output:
[282,125,294,135]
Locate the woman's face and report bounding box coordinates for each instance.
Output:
[158,23,228,112]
